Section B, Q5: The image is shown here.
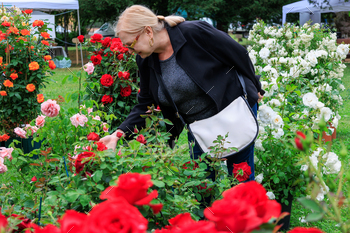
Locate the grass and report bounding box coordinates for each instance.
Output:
[42,67,83,110]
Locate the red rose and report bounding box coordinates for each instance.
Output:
[101,95,113,104]
[171,221,221,233]
[288,227,325,233]
[59,210,86,233]
[118,71,130,80]
[134,128,139,133]
[0,213,7,229]
[205,197,262,232]
[1,21,11,27]
[100,74,114,87]
[101,37,112,47]
[87,132,100,141]
[94,141,108,151]
[168,213,195,228]
[117,54,124,60]
[295,131,306,150]
[90,54,102,66]
[136,134,147,144]
[232,162,252,182]
[74,152,95,174]
[91,33,103,43]
[83,199,148,233]
[117,132,123,138]
[216,181,281,223]
[182,161,199,170]
[120,85,132,97]
[31,176,37,182]
[31,224,60,233]
[10,214,31,231]
[77,35,84,43]
[100,173,162,213]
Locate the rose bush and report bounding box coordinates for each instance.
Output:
[0,6,55,138]
[248,21,348,203]
[79,33,139,131]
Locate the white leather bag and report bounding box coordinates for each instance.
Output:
[156,70,259,158]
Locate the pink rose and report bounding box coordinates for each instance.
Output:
[102,122,109,132]
[14,127,27,139]
[83,62,95,75]
[0,147,13,160]
[41,99,60,117]
[92,115,101,121]
[74,145,81,155]
[88,108,93,114]
[35,115,46,127]
[0,163,7,173]
[70,113,88,127]
[25,124,38,136]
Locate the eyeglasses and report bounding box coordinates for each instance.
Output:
[123,33,141,50]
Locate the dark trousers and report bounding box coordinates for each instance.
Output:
[188,103,257,181]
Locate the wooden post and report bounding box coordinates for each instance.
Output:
[72,38,79,65]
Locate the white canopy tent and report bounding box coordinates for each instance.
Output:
[282,0,350,25]
[1,0,83,67]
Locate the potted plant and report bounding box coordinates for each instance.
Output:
[0,6,56,152]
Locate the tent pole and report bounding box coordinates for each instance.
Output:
[77,8,84,107]
[77,8,84,67]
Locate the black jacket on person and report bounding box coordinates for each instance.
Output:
[119,20,264,142]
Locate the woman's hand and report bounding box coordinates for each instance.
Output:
[257,92,263,103]
[99,130,125,151]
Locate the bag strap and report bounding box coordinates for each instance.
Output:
[235,70,248,100]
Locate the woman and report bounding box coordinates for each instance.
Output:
[100,5,264,181]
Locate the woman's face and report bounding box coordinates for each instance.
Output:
[119,28,153,59]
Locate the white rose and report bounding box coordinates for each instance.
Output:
[300,165,308,171]
[272,128,284,139]
[259,48,270,59]
[309,155,318,169]
[255,138,264,151]
[266,191,275,200]
[337,44,349,58]
[302,93,319,108]
[316,185,329,201]
[320,107,332,122]
[315,102,325,109]
[339,84,345,91]
[271,115,284,128]
[332,117,339,128]
[306,53,318,67]
[255,173,264,183]
[312,148,323,157]
[279,57,287,63]
[268,99,281,107]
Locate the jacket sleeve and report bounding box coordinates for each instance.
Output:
[191,21,264,94]
[118,56,157,138]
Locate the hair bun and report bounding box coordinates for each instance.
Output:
[157,15,165,21]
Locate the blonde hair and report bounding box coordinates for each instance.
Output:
[115,5,185,35]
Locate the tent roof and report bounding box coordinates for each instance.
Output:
[1,0,79,10]
[282,0,350,24]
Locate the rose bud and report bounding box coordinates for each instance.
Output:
[116,132,123,138]
[31,176,37,182]
[87,132,100,141]
[295,131,306,150]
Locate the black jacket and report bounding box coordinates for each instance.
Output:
[119,21,264,141]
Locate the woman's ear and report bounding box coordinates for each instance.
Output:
[145,26,153,38]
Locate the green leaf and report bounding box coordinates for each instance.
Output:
[96,184,105,190]
[93,170,103,182]
[65,191,80,202]
[18,157,28,162]
[128,140,141,151]
[297,197,324,213]
[273,177,279,184]
[23,200,34,208]
[305,212,324,222]
[45,196,57,205]
[79,195,90,207]
[170,166,179,172]
[152,180,165,188]
[162,119,173,125]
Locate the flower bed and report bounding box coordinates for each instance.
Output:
[0,6,56,139]
[248,21,349,203]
